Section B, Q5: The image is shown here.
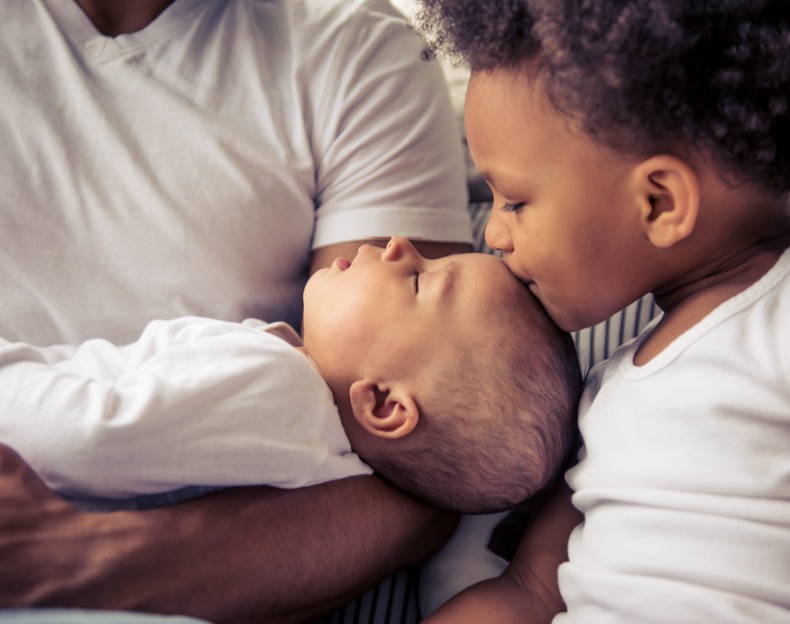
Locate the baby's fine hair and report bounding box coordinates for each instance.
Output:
[372,287,583,514]
[419,0,790,197]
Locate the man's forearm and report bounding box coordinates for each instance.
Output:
[0,445,457,623]
[180,478,457,624]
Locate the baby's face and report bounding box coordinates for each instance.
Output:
[465,68,653,331]
[303,238,521,388]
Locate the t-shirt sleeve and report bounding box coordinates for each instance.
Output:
[307,2,472,249]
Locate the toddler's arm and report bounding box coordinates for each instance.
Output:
[423,481,581,623]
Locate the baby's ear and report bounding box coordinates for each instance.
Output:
[349,379,419,440]
[633,154,700,248]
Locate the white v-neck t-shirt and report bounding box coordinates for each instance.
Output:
[0,0,470,345]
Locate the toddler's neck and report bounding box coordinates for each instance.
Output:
[636,233,789,365]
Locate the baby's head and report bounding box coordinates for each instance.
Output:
[419,0,790,331]
[303,237,582,513]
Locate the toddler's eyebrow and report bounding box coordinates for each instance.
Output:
[478,168,507,189]
[479,168,526,195]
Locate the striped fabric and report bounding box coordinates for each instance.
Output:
[574,293,659,375]
[319,570,421,624]
[318,202,661,624]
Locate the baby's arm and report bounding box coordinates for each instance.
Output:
[0,332,187,498]
[423,481,581,623]
[0,318,349,500]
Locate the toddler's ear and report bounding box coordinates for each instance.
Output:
[634,155,700,248]
[349,379,419,439]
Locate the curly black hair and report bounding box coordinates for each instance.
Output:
[418,0,790,197]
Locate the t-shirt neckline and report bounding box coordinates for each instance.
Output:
[619,248,790,380]
[41,0,211,62]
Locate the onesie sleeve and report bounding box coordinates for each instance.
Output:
[305,1,472,248]
[0,318,370,500]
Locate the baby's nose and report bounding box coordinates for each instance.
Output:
[381,236,416,261]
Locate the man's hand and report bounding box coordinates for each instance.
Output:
[0,443,456,623]
[0,444,155,608]
[0,443,89,605]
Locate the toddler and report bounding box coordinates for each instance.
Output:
[418,0,790,621]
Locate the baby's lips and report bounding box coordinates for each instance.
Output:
[334,257,351,270]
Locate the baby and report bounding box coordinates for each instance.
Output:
[0,237,582,514]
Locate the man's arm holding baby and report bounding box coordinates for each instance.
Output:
[423,481,581,624]
[0,240,468,623]
[0,444,456,623]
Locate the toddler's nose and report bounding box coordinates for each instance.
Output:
[485,210,514,253]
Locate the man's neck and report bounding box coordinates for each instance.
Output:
[74,0,177,36]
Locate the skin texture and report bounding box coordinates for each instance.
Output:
[305,237,520,408]
[465,70,650,332]
[73,0,177,35]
